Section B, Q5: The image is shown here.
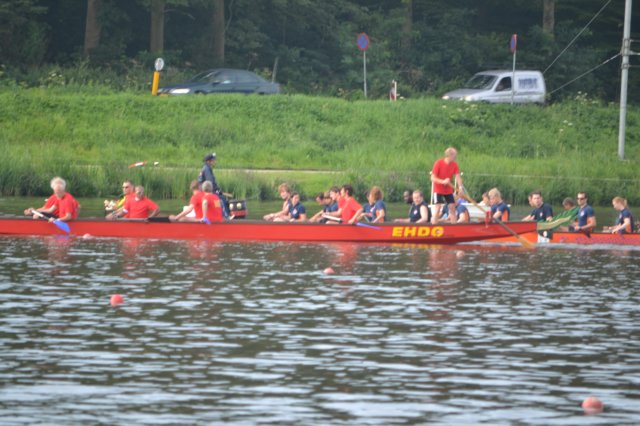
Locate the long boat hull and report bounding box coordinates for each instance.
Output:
[490,231,640,247]
[0,217,536,245]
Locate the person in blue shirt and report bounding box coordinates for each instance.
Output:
[438,195,470,223]
[604,196,635,234]
[353,186,387,223]
[488,188,510,221]
[572,191,596,233]
[395,190,431,224]
[287,192,307,222]
[523,191,553,222]
[198,153,230,218]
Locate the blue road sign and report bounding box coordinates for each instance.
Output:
[357,33,370,52]
[510,34,517,53]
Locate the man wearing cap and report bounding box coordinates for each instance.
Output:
[198,153,230,218]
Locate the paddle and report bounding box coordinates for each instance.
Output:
[32,210,71,234]
[458,189,535,249]
[355,222,382,231]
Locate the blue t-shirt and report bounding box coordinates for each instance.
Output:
[289,202,306,219]
[323,201,338,213]
[530,203,553,222]
[456,203,469,222]
[491,202,510,221]
[409,201,431,223]
[578,205,595,227]
[616,208,635,234]
[370,200,387,222]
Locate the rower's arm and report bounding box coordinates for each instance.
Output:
[149,208,160,218]
[56,213,73,222]
[416,206,430,224]
[372,210,385,223]
[348,208,363,225]
[175,205,194,220]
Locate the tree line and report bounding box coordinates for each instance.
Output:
[1,0,638,101]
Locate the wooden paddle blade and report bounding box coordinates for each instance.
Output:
[128,161,147,169]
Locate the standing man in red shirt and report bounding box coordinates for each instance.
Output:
[115,186,159,219]
[431,147,464,225]
[24,176,80,222]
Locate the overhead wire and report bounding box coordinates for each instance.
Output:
[549,52,621,95]
[543,0,613,75]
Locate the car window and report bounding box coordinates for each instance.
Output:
[518,78,538,90]
[236,71,260,83]
[495,77,512,92]
[212,71,235,84]
[464,75,497,90]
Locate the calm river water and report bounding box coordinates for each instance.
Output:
[0,235,638,425]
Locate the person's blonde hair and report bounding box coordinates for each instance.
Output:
[50,177,66,191]
[488,188,502,200]
[445,147,457,157]
[278,183,291,194]
[612,196,628,208]
[369,186,383,201]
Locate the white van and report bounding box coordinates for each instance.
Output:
[442,70,546,104]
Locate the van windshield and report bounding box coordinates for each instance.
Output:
[464,75,497,90]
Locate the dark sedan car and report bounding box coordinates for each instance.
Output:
[157,68,280,95]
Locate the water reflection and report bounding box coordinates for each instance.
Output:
[0,236,639,425]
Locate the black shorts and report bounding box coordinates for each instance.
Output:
[435,194,455,205]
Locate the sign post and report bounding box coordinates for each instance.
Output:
[357,33,370,98]
[152,57,164,96]
[510,34,517,105]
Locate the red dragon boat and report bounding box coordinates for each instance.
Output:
[0,217,537,245]
[488,230,640,247]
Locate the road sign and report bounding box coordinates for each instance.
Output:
[357,33,370,52]
[154,57,165,72]
[510,34,517,53]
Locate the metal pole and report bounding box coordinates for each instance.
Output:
[363,51,368,98]
[618,0,632,160]
[511,50,516,105]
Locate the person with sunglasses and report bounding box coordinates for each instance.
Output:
[571,192,596,233]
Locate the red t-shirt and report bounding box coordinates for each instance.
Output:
[46,193,79,220]
[124,196,159,219]
[340,197,362,222]
[432,158,460,195]
[189,191,204,219]
[202,193,223,223]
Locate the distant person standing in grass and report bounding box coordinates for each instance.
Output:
[198,153,229,218]
[430,147,463,225]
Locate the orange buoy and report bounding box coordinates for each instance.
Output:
[110,294,124,306]
[323,267,335,275]
[582,396,603,414]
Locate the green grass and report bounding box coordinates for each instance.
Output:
[0,87,638,205]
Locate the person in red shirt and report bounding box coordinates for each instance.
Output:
[170,181,204,222]
[24,176,80,222]
[116,186,159,219]
[430,147,464,225]
[201,181,224,223]
[326,184,362,224]
[107,180,136,219]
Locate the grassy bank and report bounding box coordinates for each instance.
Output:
[0,88,638,205]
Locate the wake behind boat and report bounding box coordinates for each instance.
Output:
[0,216,537,245]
